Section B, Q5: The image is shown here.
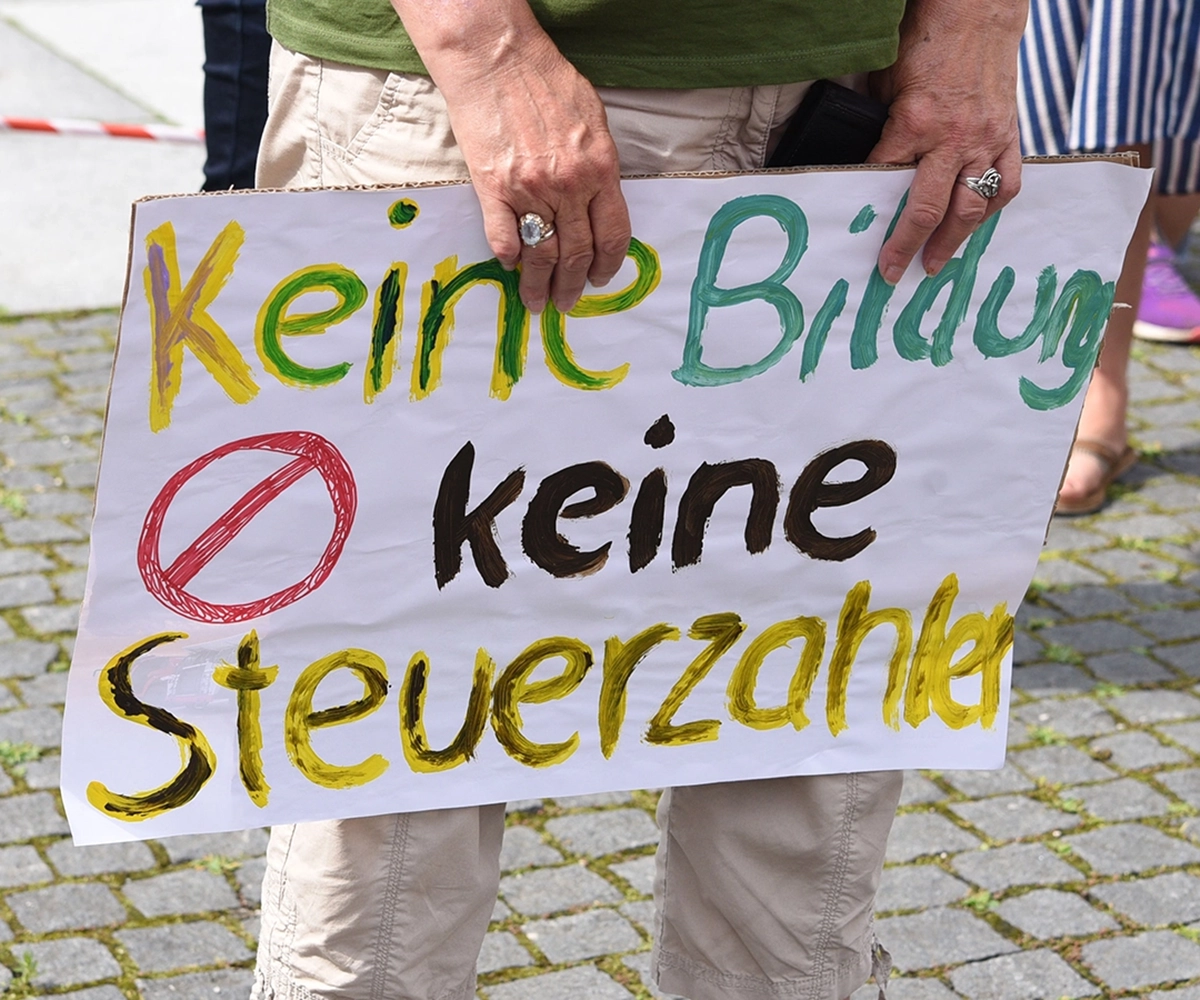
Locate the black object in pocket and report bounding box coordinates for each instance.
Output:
[767,80,890,168]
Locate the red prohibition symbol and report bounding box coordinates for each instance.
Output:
[138,431,357,624]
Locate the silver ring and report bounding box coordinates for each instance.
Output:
[961,167,1002,199]
[519,212,556,247]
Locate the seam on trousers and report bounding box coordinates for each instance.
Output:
[753,85,781,168]
[650,789,672,985]
[368,813,410,1000]
[710,87,742,172]
[807,772,860,999]
[313,59,326,185]
[656,943,867,997]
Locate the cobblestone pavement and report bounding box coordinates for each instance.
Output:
[0,308,1198,1000]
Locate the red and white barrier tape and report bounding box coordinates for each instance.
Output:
[1,116,204,143]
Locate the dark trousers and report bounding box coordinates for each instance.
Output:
[200,1,270,191]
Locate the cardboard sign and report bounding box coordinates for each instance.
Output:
[61,162,1150,845]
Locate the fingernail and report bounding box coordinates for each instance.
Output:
[590,277,610,289]
[527,299,546,315]
[882,263,904,286]
[924,259,944,277]
[555,296,579,314]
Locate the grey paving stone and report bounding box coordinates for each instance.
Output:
[1109,689,1200,724]
[0,685,19,709]
[886,813,981,862]
[1157,640,1200,675]
[123,869,241,917]
[505,798,545,814]
[951,842,1082,891]
[1032,559,1106,587]
[158,829,269,864]
[54,542,91,567]
[544,809,659,857]
[23,938,122,989]
[3,519,86,544]
[1082,547,1178,581]
[947,948,1096,1000]
[1012,698,1118,739]
[483,964,635,1000]
[1091,871,1200,926]
[492,899,511,922]
[0,845,51,887]
[951,795,1078,841]
[875,864,969,912]
[116,922,253,973]
[554,790,634,808]
[1122,580,1200,606]
[1040,620,1152,655]
[875,907,1019,971]
[500,825,563,871]
[1011,663,1094,695]
[47,838,157,876]
[1043,586,1137,617]
[620,899,656,931]
[500,864,623,915]
[23,492,92,517]
[1089,649,1177,684]
[1045,522,1108,551]
[1081,931,1200,990]
[235,855,266,907]
[945,758,1041,801]
[1092,730,1190,768]
[1161,720,1200,753]
[21,603,80,633]
[0,573,54,608]
[0,639,59,677]
[1136,609,1200,643]
[0,792,68,840]
[0,706,62,746]
[1147,989,1200,1000]
[1073,777,1176,819]
[610,855,655,896]
[137,969,255,1000]
[1013,631,1045,666]
[522,909,641,963]
[0,619,12,642]
[30,987,124,1000]
[1,437,96,468]
[8,882,126,931]
[899,773,945,804]
[60,463,100,489]
[1011,745,1116,784]
[53,569,87,601]
[0,549,54,575]
[1159,768,1200,807]
[18,672,69,707]
[995,888,1120,939]
[1065,824,1200,874]
[476,931,534,973]
[15,754,58,787]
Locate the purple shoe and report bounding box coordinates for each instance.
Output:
[1133,242,1200,343]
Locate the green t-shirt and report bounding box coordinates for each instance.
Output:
[267,1,906,89]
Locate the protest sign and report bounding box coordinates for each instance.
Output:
[61,161,1150,845]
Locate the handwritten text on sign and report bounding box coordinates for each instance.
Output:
[61,162,1150,844]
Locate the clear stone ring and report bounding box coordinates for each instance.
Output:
[519,212,556,247]
[960,167,1002,199]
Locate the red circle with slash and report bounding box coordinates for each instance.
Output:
[138,430,357,623]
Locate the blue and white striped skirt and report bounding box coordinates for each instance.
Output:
[1018,0,1200,193]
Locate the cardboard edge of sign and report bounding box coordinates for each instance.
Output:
[129,152,1144,204]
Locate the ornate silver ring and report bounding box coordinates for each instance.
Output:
[519,212,556,247]
[961,167,1002,199]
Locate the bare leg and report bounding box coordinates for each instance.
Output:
[1155,193,1200,249]
[1058,145,1153,509]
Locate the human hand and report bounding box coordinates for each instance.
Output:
[393,1,631,314]
[867,0,1027,284]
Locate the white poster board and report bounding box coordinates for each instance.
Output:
[61,161,1150,844]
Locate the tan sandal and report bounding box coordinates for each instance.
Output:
[1055,439,1137,516]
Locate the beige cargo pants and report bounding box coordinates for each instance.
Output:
[253,45,902,1000]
